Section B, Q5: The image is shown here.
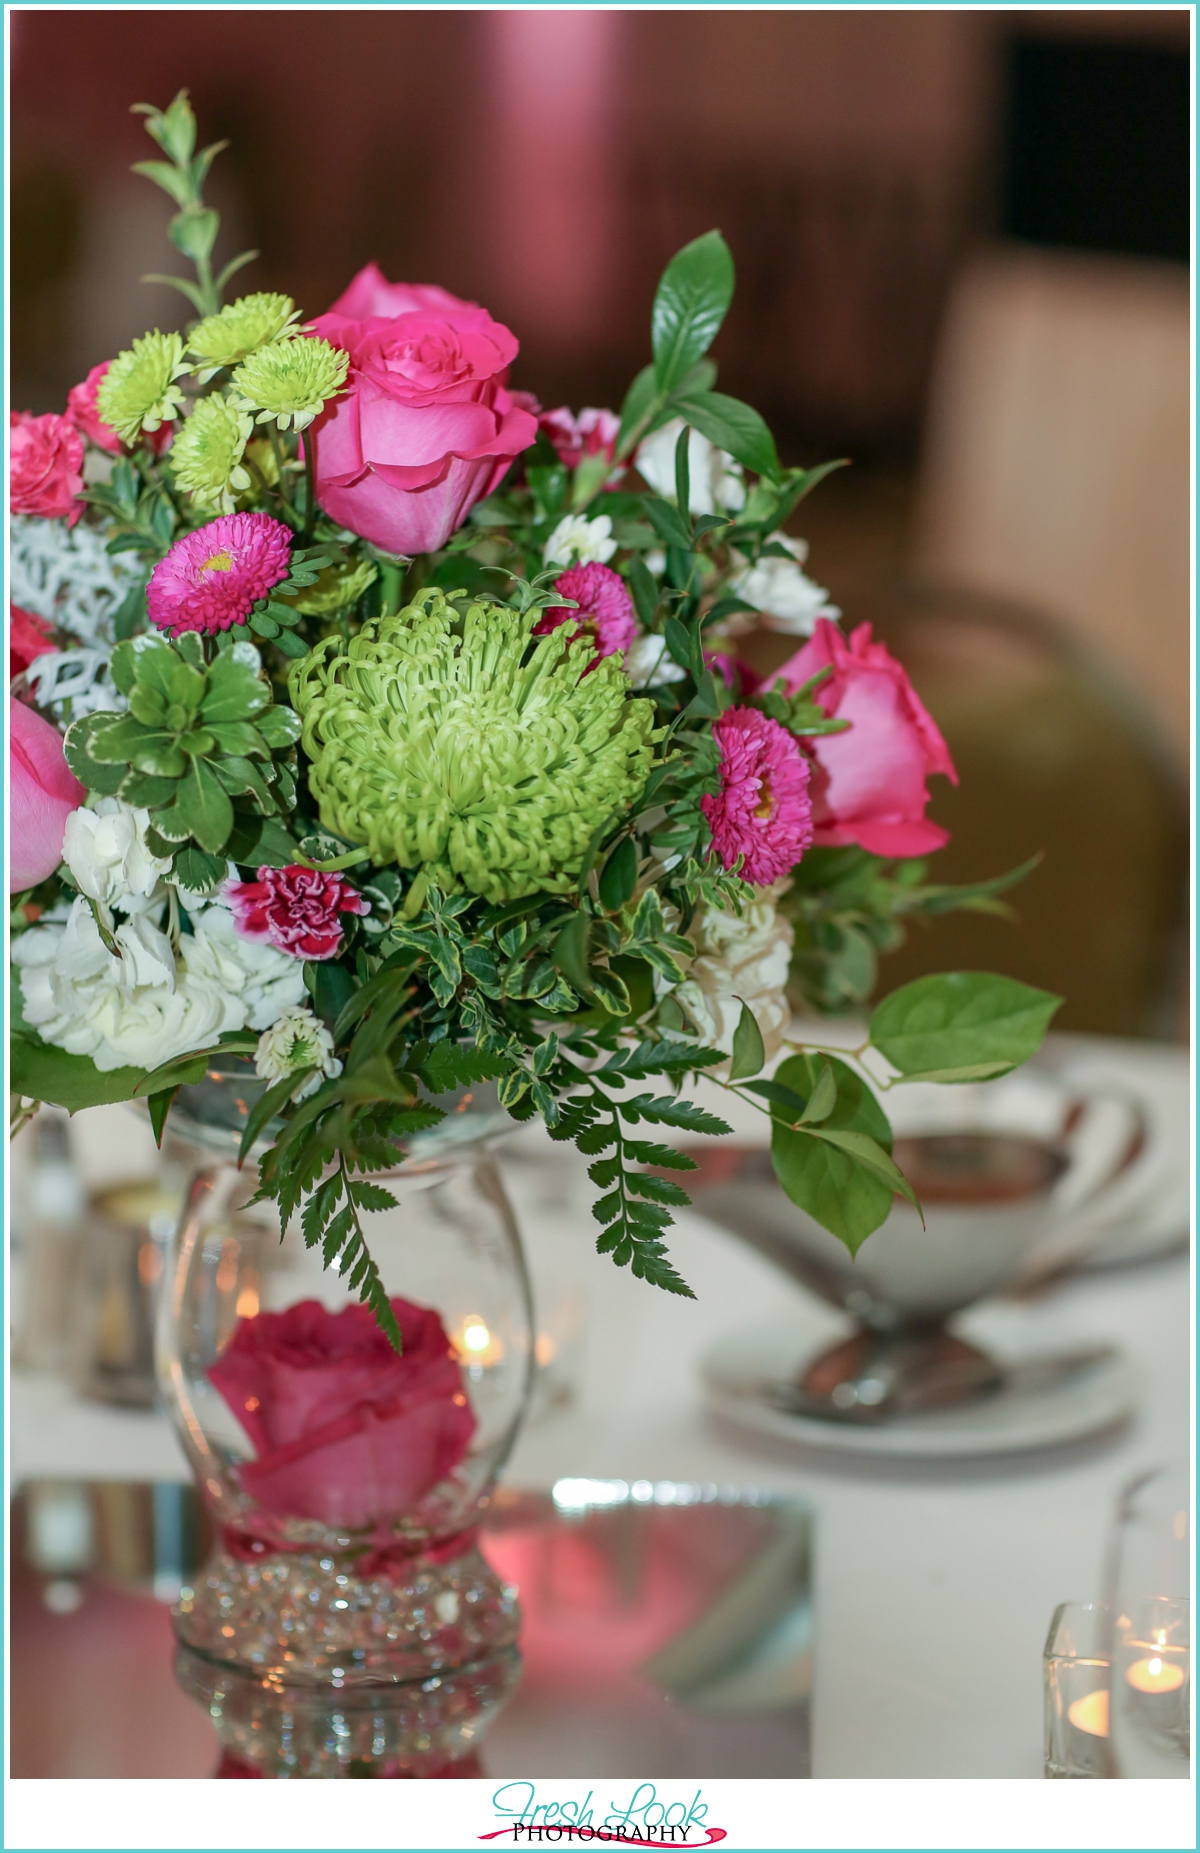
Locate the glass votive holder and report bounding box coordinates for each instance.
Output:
[1044,1601,1111,1778]
[1110,1596,1190,1778]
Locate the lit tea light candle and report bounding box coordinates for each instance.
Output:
[1126,1655,1186,1695]
[1067,1689,1110,1738]
[453,1314,505,1368]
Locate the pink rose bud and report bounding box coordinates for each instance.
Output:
[9,697,85,891]
[538,405,622,480]
[206,1297,477,1531]
[776,619,958,858]
[305,263,538,556]
[10,411,85,526]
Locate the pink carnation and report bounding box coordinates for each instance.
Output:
[538,405,622,482]
[66,361,173,459]
[533,563,637,669]
[223,864,370,961]
[147,513,293,638]
[10,411,85,525]
[702,706,813,886]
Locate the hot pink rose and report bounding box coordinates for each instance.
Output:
[306,264,538,556]
[10,411,85,525]
[66,361,173,458]
[207,1297,477,1532]
[776,619,958,858]
[10,698,85,891]
[10,605,57,681]
[222,864,369,961]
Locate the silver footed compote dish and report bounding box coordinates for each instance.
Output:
[690,1066,1144,1454]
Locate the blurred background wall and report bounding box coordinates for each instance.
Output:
[10,7,1190,1037]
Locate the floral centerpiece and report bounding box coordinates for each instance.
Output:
[10,91,1061,1349]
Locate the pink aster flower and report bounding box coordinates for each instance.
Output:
[533,563,637,670]
[222,865,370,962]
[147,513,293,638]
[702,706,813,886]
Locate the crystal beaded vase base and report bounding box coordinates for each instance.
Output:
[156,1095,532,1750]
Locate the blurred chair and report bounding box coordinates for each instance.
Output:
[912,243,1189,769]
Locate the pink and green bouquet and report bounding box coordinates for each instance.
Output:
[9,93,1059,1344]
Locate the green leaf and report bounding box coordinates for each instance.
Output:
[643,496,694,553]
[130,159,192,207]
[673,423,692,517]
[893,1061,1016,1085]
[628,555,659,628]
[800,1059,837,1125]
[238,1070,315,1165]
[140,272,209,315]
[598,836,638,912]
[10,1037,146,1113]
[803,1126,921,1218]
[671,390,778,479]
[552,913,593,995]
[417,1043,509,1095]
[616,363,658,459]
[169,205,219,265]
[627,1171,691,1207]
[773,1053,892,1150]
[771,1120,895,1257]
[175,758,234,853]
[147,1087,180,1147]
[869,973,1063,1080]
[172,845,226,892]
[63,714,127,796]
[651,230,735,396]
[728,1000,766,1081]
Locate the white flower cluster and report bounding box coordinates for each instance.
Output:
[671,887,794,1070]
[255,1005,342,1100]
[543,512,617,568]
[635,420,746,516]
[13,798,305,1073]
[728,533,840,638]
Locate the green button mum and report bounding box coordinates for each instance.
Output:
[289,590,658,904]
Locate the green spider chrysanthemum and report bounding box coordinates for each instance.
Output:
[96,331,190,445]
[170,393,254,512]
[289,590,657,904]
[187,293,304,383]
[231,335,348,433]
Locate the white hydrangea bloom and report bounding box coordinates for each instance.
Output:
[670,889,794,1070]
[255,1005,342,1101]
[11,895,305,1074]
[62,798,172,919]
[635,420,746,516]
[542,512,617,568]
[183,903,307,1031]
[728,533,840,637]
[625,632,687,690]
[9,514,141,647]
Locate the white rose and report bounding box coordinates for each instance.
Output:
[635,420,746,516]
[255,1005,342,1101]
[728,534,840,637]
[62,798,172,917]
[543,513,617,568]
[670,890,794,1069]
[625,632,687,690]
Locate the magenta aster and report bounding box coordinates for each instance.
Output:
[702,706,813,886]
[533,562,637,670]
[147,512,292,637]
[222,864,370,961]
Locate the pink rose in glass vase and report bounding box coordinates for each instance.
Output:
[207,1297,477,1532]
[306,263,538,556]
[9,698,85,891]
[775,618,957,857]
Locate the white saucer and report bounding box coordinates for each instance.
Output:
[702,1317,1139,1460]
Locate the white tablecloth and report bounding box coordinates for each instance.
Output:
[9,1034,1191,1778]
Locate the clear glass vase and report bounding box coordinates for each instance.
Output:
[154,1068,531,1773]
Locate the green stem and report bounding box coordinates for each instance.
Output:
[302,424,318,544]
